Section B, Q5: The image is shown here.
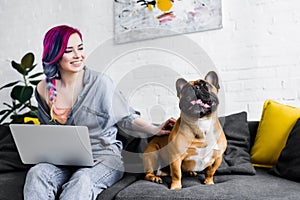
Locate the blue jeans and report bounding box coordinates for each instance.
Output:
[23,159,124,200]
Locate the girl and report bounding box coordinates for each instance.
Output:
[23,25,175,200]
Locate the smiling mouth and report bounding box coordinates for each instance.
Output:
[70,60,82,66]
[71,60,81,64]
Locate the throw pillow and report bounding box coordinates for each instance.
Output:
[250,100,300,168]
[217,111,256,175]
[270,118,300,182]
[0,125,31,172]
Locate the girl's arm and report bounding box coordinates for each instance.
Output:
[130,117,176,136]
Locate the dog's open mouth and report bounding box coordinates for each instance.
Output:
[190,98,211,108]
[184,92,219,117]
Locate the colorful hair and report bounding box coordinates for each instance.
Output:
[42,25,82,121]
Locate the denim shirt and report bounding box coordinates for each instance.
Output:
[35,67,138,163]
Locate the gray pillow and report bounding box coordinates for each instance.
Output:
[217,111,256,175]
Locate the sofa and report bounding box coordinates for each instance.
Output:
[1,110,300,200]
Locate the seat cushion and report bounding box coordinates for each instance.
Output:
[115,168,300,200]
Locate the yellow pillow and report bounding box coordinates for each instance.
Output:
[250,100,300,168]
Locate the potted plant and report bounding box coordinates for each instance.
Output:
[0,52,43,124]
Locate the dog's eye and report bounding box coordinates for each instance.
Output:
[199,81,206,87]
[194,85,200,90]
[198,81,211,91]
[206,83,212,90]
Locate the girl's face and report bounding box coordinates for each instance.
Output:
[59,33,85,74]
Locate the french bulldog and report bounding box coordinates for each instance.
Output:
[143,71,227,190]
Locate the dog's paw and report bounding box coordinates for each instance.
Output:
[170,182,182,190]
[151,176,163,184]
[187,171,198,176]
[204,178,214,185]
[145,174,163,184]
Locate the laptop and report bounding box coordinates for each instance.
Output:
[9,124,95,167]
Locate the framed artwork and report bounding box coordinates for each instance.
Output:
[114,0,222,43]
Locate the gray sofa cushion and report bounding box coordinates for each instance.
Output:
[115,168,300,200]
[97,173,142,200]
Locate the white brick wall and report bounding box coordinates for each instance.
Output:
[191,0,300,120]
[1,0,300,123]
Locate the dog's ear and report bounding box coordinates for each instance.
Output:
[176,78,188,97]
[205,71,220,91]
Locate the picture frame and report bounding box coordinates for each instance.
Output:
[114,0,223,43]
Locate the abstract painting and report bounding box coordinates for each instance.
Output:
[114,0,222,43]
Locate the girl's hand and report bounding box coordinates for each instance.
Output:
[156,117,177,136]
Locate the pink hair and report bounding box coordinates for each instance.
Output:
[42,25,83,122]
[42,25,82,66]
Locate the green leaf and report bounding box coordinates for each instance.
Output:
[29,80,41,86]
[31,63,37,70]
[21,52,35,69]
[11,60,25,75]
[19,104,28,112]
[3,102,13,108]
[29,72,43,79]
[11,102,23,110]
[0,109,10,115]
[26,64,38,74]
[10,85,33,103]
[21,103,37,112]
[19,103,35,112]
[0,80,20,90]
